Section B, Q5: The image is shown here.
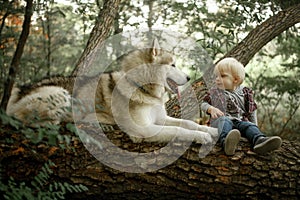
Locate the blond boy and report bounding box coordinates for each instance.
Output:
[201,57,282,155]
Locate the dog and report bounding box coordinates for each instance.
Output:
[6,38,217,144]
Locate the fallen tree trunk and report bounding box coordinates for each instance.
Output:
[1,119,299,199]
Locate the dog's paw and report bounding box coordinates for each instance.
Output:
[209,127,219,138]
[197,133,216,158]
[196,132,212,144]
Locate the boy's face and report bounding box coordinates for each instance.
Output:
[214,71,238,91]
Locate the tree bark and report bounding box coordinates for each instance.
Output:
[0,0,33,110]
[1,123,299,199]
[71,0,121,76]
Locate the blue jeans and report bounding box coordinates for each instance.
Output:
[211,116,265,147]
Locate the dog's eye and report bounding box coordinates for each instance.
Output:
[171,64,176,67]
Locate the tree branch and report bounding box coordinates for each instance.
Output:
[222,3,300,66]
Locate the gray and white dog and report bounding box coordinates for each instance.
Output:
[7,39,217,144]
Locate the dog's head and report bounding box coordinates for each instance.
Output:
[121,38,190,98]
[150,39,190,97]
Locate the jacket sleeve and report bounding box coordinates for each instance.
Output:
[242,87,258,123]
[248,110,258,125]
[201,92,212,113]
[201,102,211,113]
[243,87,257,113]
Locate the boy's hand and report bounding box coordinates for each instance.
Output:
[208,106,224,119]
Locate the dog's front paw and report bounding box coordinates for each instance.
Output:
[196,133,212,145]
[197,133,217,158]
[209,127,219,138]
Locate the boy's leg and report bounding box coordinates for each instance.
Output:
[233,120,264,144]
[211,116,240,155]
[211,116,232,145]
[233,120,282,154]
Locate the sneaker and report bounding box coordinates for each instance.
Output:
[224,129,241,156]
[253,136,282,155]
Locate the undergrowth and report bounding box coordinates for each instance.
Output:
[0,111,89,199]
[0,161,88,200]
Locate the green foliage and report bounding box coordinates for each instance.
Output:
[246,57,300,139]
[0,0,92,91]
[0,112,89,199]
[0,109,77,149]
[22,122,80,149]
[0,160,88,200]
[0,109,22,130]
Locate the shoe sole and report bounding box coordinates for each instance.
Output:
[253,136,282,155]
[224,129,241,156]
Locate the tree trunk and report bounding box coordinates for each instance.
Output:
[1,123,299,199]
[0,0,33,110]
[0,0,11,38]
[71,0,121,76]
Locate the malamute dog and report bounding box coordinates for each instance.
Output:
[6,39,217,144]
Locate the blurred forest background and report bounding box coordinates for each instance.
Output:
[1,0,299,141]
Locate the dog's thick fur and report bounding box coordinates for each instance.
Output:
[7,39,217,144]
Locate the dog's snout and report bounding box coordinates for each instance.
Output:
[187,76,191,81]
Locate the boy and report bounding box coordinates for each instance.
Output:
[201,57,282,155]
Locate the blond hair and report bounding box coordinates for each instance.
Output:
[214,57,245,85]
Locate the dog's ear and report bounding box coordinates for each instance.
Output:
[151,38,160,57]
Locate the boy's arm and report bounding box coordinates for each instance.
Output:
[201,90,225,118]
[201,102,211,114]
[201,102,224,119]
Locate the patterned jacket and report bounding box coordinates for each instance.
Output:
[201,85,258,124]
